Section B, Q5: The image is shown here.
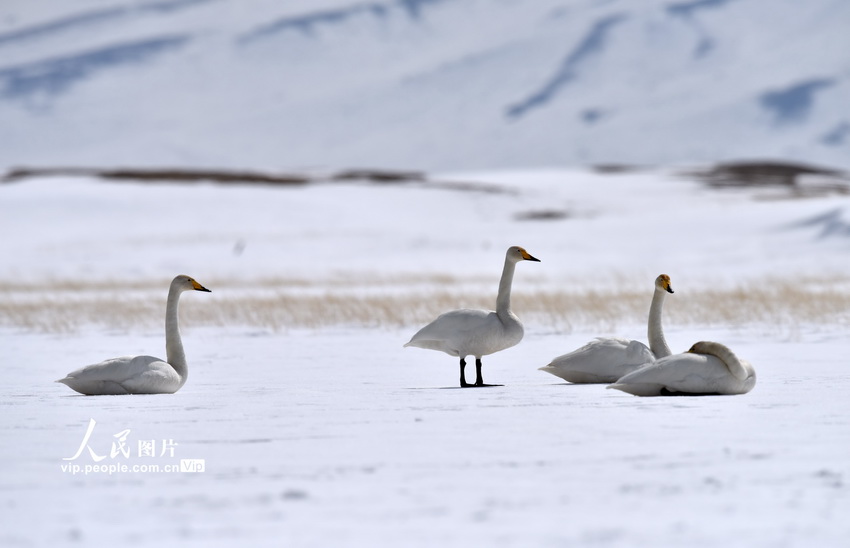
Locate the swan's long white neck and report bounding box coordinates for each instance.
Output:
[164,284,188,384]
[647,287,671,358]
[696,342,750,381]
[496,257,518,321]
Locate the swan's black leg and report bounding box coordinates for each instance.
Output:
[474,358,503,387]
[459,358,472,387]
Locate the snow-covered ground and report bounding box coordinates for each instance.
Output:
[2,169,849,546]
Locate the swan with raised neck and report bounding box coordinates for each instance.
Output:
[539,273,674,384]
[56,275,211,395]
[404,246,540,387]
[647,274,674,358]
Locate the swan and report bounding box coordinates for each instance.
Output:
[606,340,756,396]
[539,274,674,383]
[404,246,540,387]
[56,275,211,395]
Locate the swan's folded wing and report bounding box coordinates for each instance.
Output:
[404,309,494,350]
[541,338,653,383]
[57,355,180,395]
[60,356,152,381]
[609,353,744,395]
[624,339,656,364]
[59,356,163,383]
[549,338,629,364]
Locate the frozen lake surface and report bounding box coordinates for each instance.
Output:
[3,327,849,547]
[2,169,849,546]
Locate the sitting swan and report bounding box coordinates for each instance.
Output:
[56,275,211,395]
[607,340,756,396]
[539,274,674,383]
[404,246,540,387]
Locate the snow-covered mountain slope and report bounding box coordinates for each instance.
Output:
[0,0,848,171]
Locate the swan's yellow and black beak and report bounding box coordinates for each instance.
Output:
[191,279,212,292]
[660,274,673,294]
[520,248,541,262]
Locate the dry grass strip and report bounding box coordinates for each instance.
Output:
[3,277,849,334]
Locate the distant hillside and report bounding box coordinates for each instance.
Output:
[0,0,848,171]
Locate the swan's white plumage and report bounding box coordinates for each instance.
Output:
[404,308,520,355]
[607,341,756,396]
[57,356,183,395]
[56,275,210,395]
[540,337,655,384]
[540,274,674,384]
[404,246,539,386]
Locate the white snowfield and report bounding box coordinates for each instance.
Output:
[2,168,849,546]
[0,0,849,172]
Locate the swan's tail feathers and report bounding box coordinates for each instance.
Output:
[403,339,446,352]
[607,382,662,397]
[538,364,563,378]
[403,333,421,348]
[56,377,71,385]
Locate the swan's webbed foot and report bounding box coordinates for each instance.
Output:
[456,358,502,387]
[473,358,502,387]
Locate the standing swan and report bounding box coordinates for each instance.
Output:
[606,341,756,396]
[404,246,540,387]
[56,275,211,395]
[539,274,674,383]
